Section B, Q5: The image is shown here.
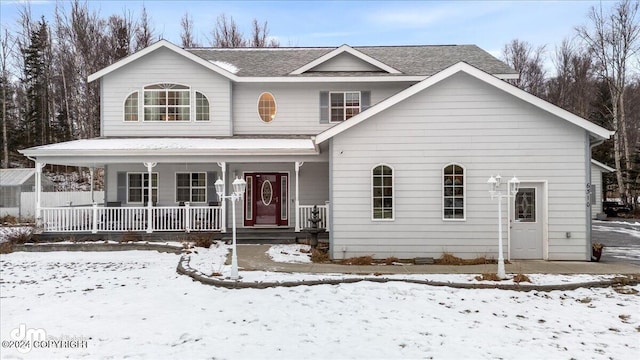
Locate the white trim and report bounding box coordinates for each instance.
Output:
[142,83,191,122]
[371,163,394,222]
[590,159,615,173]
[257,92,277,123]
[122,91,139,122]
[175,172,208,204]
[88,40,239,83]
[329,91,361,123]
[508,180,549,261]
[126,172,158,204]
[442,163,466,222]
[290,44,402,75]
[194,91,211,122]
[315,62,613,144]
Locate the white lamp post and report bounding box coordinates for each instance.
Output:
[487,174,520,279]
[215,176,247,280]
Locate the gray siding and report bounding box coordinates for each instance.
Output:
[232,82,409,135]
[105,163,220,206]
[590,165,604,218]
[101,47,232,137]
[330,72,589,261]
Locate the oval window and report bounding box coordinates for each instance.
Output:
[257,92,276,122]
[261,180,273,206]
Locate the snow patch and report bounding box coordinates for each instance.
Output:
[267,244,312,263]
[209,60,239,74]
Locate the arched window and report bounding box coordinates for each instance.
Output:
[257,92,276,122]
[124,92,138,121]
[372,164,393,220]
[443,164,465,220]
[143,83,190,121]
[195,92,209,121]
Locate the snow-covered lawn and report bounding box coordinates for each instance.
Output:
[1,248,639,359]
[0,227,32,244]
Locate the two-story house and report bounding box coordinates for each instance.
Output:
[20,40,611,261]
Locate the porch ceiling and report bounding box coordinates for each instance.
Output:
[19,137,321,167]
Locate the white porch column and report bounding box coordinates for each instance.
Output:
[217,162,227,233]
[35,162,45,225]
[89,167,95,203]
[295,161,304,232]
[144,162,157,233]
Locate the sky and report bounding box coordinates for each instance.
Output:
[0,0,604,58]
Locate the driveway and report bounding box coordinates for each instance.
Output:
[592,219,640,265]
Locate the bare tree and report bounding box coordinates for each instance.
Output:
[135,5,155,50]
[249,19,279,47]
[0,28,16,168]
[211,14,246,47]
[502,39,547,97]
[180,12,198,48]
[108,10,136,60]
[576,0,640,204]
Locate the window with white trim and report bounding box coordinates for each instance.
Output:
[176,172,206,203]
[195,92,210,121]
[330,91,360,122]
[128,173,158,204]
[258,92,276,122]
[143,83,190,121]
[372,164,393,220]
[443,164,464,220]
[124,92,138,121]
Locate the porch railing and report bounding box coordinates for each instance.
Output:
[297,204,329,231]
[40,204,222,233]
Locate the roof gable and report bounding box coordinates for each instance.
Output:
[315,62,612,143]
[290,45,401,75]
[88,40,239,82]
[0,168,35,186]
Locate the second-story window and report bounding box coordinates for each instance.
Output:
[124,92,138,121]
[330,91,360,122]
[143,83,190,121]
[258,92,277,122]
[195,92,210,121]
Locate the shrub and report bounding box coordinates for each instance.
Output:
[435,252,494,265]
[5,227,33,244]
[310,249,329,263]
[340,256,373,265]
[384,256,399,265]
[0,215,18,225]
[193,236,214,249]
[474,273,502,281]
[0,241,13,254]
[512,273,531,283]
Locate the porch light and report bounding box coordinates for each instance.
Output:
[487,174,519,280]
[215,177,247,280]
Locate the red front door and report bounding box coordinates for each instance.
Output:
[244,173,288,226]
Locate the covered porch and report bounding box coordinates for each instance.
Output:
[19,137,330,235]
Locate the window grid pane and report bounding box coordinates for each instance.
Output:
[443,165,464,219]
[258,93,276,122]
[124,92,138,121]
[143,87,190,121]
[175,172,207,203]
[372,165,393,219]
[195,92,210,121]
[330,92,360,122]
[128,173,158,204]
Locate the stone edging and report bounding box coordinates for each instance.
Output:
[13,242,183,254]
[176,254,640,291]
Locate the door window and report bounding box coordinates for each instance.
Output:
[515,188,536,222]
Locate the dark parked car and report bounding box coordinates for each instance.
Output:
[603,201,633,217]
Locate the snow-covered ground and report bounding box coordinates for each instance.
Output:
[1,248,639,359]
[593,220,640,239]
[0,227,32,244]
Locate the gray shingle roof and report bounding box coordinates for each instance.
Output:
[186,45,514,77]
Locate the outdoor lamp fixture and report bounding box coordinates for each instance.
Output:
[215,176,247,280]
[487,174,520,279]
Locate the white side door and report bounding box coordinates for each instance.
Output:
[510,183,543,259]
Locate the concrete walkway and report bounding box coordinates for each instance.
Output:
[236,245,640,275]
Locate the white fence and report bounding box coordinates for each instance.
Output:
[297,204,329,231]
[40,204,222,233]
[0,191,104,219]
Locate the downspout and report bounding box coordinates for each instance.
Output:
[587,135,606,260]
